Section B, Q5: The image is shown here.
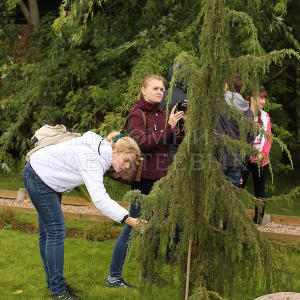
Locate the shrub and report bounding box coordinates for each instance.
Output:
[84,222,122,242]
[0,207,17,228]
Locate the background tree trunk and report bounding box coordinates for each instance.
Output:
[19,0,40,31]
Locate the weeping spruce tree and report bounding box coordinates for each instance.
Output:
[50,0,300,298]
[120,0,300,299]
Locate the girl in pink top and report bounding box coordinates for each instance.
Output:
[241,89,272,224]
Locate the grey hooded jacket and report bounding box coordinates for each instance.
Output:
[215,91,254,168]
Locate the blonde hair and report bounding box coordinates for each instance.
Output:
[139,74,166,99]
[105,131,141,165]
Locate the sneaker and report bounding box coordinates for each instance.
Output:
[106,277,135,288]
[65,284,77,296]
[51,290,78,300]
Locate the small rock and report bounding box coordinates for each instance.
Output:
[255,292,300,300]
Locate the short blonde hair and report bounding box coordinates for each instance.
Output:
[105,131,141,165]
[139,74,166,99]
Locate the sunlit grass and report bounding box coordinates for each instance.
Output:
[0,229,180,300]
[1,228,300,299]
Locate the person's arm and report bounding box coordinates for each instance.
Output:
[78,159,130,223]
[125,217,137,227]
[250,114,272,164]
[261,114,272,159]
[128,109,176,152]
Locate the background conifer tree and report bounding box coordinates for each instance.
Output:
[1,0,300,297]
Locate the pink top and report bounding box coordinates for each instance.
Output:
[253,110,272,166]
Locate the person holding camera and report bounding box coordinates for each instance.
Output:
[23,131,141,299]
[107,74,185,288]
[160,66,188,163]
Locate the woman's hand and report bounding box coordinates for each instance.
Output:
[125,217,148,232]
[249,153,263,164]
[168,106,185,129]
[125,216,137,228]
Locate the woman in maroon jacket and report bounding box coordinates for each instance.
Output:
[107,75,184,287]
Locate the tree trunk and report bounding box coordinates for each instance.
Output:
[28,0,40,31]
[19,0,40,31]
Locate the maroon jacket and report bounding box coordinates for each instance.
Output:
[128,98,183,180]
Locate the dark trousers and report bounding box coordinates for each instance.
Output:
[109,178,156,278]
[240,162,269,224]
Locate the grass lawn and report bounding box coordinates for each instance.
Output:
[0,226,300,300]
[243,170,300,217]
[0,229,180,300]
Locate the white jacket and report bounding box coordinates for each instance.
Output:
[253,109,272,166]
[30,131,128,222]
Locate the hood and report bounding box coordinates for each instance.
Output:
[224,91,249,112]
[130,98,161,112]
[77,131,112,168]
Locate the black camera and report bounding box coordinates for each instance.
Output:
[175,100,187,131]
[176,100,187,112]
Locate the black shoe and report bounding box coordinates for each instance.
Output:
[106,277,135,288]
[66,284,77,296]
[51,290,78,300]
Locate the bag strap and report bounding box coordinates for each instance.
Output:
[121,109,146,133]
[97,138,103,156]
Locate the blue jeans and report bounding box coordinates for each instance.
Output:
[222,166,242,187]
[23,163,66,296]
[109,179,155,279]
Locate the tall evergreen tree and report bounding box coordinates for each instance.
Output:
[118,0,300,298]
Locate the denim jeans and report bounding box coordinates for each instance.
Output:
[109,179,155,279]
[222,166,242,187]
[23,163,66,296]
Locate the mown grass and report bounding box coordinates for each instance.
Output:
[0,229,180,300]
[244,170,300,217]
[0,228,300,300]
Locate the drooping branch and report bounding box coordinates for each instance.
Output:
[263,65,289,85]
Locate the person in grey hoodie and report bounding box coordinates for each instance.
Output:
[215,74,254,187]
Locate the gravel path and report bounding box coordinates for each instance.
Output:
[1,197,300,236]
[258,223,300,236]
[0,197,102,216]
